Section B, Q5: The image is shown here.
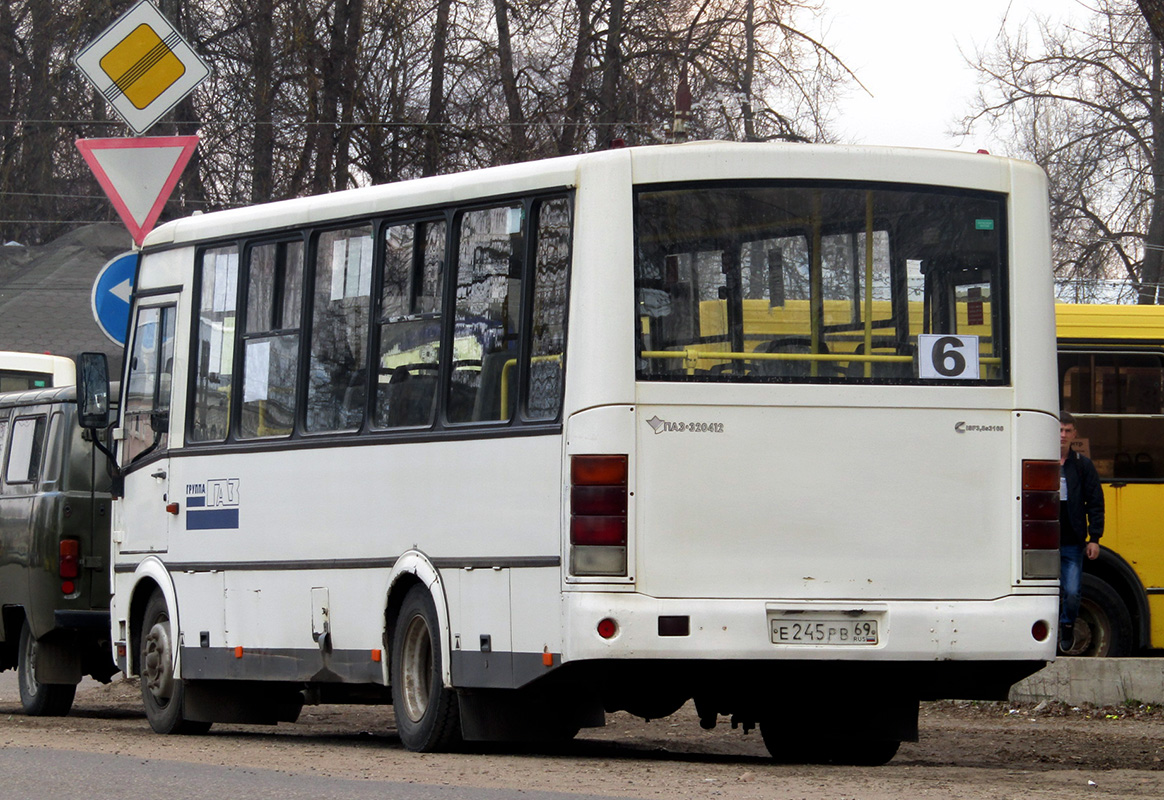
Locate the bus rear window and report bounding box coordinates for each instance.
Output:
[634,183,1007,384]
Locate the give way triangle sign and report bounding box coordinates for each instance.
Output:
[76,135,199,246]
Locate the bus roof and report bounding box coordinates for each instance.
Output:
[141,141,1038,250]
[1056,303,1164,342]
[0,351,75,387]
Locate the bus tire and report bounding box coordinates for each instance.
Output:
[1069,574,1133,657]
[390,585,461,752]
[140,592,211,735]
[18,621,76,717]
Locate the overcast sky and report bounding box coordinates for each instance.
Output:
[818,0,1085,152]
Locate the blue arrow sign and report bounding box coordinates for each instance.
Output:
[91,251,138,346]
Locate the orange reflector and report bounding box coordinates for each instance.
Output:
[371,649,382,662]
[542,651,553,667]
[234,646,244,658]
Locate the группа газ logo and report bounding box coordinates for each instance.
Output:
[186,478,240,530]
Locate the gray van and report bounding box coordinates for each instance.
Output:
[0,384,117,715]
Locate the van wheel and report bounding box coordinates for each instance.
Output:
[140,592,211,734]
[390,585,461,752]
[18,621,76,716]
[1064,574,1133,657]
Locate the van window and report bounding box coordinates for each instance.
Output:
[5,416,46,485]
[41,412,64,486]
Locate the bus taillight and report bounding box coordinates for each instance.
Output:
[1020,459,1059,579]
[570,455,628,576]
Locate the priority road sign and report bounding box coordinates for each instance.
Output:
[74,0,210,136]
[91,252,138,346]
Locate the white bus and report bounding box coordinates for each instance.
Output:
[0,352,75,392]
[81,141,1061,765]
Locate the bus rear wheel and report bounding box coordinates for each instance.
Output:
[140,592,211,735]
[18,621,76,716]
[1065,574,1133,657]
[390,585,461,752]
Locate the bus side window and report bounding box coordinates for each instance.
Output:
[526,197,570,421]
[306,226,373,433]
[240,239,304,439]
[374,220,445,429]
[191,246,239,442]
[1058,351,1164,480]
[125,305,177,463]
[449,205,524,424]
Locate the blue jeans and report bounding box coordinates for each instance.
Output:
[1060,545,1084,626]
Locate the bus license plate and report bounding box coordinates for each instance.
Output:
[770,618,878,645]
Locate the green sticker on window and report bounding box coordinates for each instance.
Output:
[975,219,995,230]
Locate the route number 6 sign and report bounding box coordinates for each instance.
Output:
[918,334,980,380]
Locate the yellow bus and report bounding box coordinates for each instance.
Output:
[1056,303,1164,656]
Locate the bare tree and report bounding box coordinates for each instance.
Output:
[964,0,1164,303]
[0,0,856,244]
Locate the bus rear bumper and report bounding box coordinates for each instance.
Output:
[563,591,1058,664]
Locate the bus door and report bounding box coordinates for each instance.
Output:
[118,300,178,554]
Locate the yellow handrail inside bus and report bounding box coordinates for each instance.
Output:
[640,349,1001,372]
[499,354,563,421]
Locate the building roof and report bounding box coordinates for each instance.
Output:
[0,224,131,374]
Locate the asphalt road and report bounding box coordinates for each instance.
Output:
[0,746,628,800]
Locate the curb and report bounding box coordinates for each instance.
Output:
[1010,658,1164,706]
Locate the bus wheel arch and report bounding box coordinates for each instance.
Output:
[384,552,452,687]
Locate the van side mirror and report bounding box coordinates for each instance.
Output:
[77,352,111,429]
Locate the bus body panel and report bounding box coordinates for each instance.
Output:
[118,434,564,682]
[1005,162,1058,415]
[630,401,1016,601]
[1104,484,1164,644]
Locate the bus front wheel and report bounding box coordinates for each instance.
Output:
[140,592,211,734]
[1066,574,1134,657]
[18,621,76,716]
[390,585,461,752]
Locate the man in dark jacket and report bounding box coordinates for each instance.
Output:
[1059,412,1104,652]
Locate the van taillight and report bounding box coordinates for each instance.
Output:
[570,455,628,576]
[59,538,80,581]
[1020,459,1059,579]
